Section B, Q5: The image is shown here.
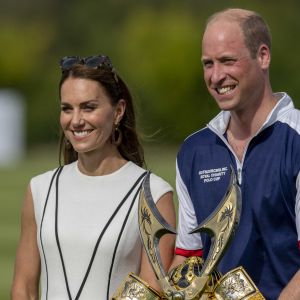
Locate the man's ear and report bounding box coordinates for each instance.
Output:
[257,44,271,70]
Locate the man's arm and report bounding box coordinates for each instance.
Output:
[278,270,300,299]
[168,254,187,272]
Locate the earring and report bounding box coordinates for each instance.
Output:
[112,123,122,146]
[65,137,72,149]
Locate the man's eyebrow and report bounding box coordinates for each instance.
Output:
[201,57,212,63]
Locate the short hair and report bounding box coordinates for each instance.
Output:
[205,8,272,58]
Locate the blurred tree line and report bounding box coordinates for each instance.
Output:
[1,0,300,147]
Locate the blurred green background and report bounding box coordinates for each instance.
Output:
[1,0,300,298]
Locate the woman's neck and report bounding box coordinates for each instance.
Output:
[77,150,128,176]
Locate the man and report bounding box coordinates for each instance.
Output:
[172,8,300,300]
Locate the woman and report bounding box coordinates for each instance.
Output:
[11,55,176,299]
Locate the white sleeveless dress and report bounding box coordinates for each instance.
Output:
[31,161,173,300]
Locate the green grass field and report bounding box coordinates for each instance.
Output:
[0,144,178,299]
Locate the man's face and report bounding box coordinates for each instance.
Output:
[201,19,264,113]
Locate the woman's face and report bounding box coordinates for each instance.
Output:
[60,77,125,156]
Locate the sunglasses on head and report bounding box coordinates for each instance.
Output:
[59,55,114,72]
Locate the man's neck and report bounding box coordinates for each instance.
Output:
[226,93,279,161]
[228,93,279,138]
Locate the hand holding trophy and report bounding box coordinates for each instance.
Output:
[112,168,265,299]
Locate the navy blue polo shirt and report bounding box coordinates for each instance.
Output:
[175,93,300,300]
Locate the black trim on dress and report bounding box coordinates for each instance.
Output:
[106,171,149,299]
[54,169,148,300]
[40,166,63,300]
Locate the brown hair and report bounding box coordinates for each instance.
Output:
[58,62,145,167]
[205,8,272,58]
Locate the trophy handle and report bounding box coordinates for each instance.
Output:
[138,167,241,300]
[190,165,242,277]
[138,172,208,299]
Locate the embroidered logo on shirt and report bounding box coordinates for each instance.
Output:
[198,167,228,183]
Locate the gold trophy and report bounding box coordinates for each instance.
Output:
[112,168,265,300]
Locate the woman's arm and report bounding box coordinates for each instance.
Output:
[139,191,176,291]
[11,185,41,300]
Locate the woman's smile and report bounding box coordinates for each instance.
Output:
[72,129,94,138]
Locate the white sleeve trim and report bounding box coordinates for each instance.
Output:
[149,173,173,204]
[176,160,203,250]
